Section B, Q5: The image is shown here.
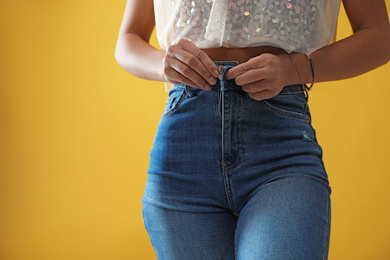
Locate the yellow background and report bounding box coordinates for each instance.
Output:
[1,1,389,259]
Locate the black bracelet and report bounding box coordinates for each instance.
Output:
[288,53,305,90]
[307,54,315,90]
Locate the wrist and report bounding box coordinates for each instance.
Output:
[279,54,302,86]
[289,52,313,85]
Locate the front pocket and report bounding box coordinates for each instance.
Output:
[161,87,187,119]
[261,93,310,122]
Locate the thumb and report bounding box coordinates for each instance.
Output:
[224,63,249,80]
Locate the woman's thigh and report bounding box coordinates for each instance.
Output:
[235,174,331,260]
[142,202,236,260]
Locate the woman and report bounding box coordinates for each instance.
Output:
[115,0,390,259]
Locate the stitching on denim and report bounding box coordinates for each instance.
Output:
[278,91,303,95]
[160,90,187,119]
[221,166,238,214]
[220,65,243,173]
[222,146,243,172]
[261,100,310,122]
[222,97,244,172]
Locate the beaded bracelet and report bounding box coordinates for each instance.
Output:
[307,54,315,90]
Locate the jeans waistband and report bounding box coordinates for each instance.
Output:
[174,61,306,96]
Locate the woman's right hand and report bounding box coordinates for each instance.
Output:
[162,39,220,90]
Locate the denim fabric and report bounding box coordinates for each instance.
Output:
[142,62,331,260]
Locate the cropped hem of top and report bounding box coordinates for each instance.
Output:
[154,0,341,54]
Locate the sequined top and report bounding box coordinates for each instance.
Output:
[154,0,341,54]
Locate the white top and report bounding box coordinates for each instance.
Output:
[154,0,341,54]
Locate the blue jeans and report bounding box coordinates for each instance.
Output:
[142,62,331,260]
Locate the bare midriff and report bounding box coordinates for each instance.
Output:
[202,46,288,63]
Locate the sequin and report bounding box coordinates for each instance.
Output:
[164,0,340,53]
[294,5,301,14]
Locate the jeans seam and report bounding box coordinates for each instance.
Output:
[221,96,243,172]
[261,99,310,122]
[221,167,238,215]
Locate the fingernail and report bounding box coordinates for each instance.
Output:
[204,84,212,91]
[212,70,219,78]
[209,77,217,85]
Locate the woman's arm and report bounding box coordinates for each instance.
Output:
[114,0,164,81]
[115,0,219,90]
[309,0,390,82]
[226,0,390,100]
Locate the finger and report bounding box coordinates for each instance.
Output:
[164,52,212,90]
[164,61,211,90]
[171,59,213,90]
[225,54,275,81]
[179,40,220,78]
[170,40,219,83]
[241,81,268,94]
[224,63,252,80]
[248,90,277,101]
[234,68,267,86]
[168,47,217,86]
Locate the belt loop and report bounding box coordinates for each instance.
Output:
[185,84,194,97]
[220,65,234,91]
[219,65,233,115]
[215,62,239,118]
[303,85,309,101]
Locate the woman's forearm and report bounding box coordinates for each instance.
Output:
[291,0,390,86]
[291,27,390,85]
[315,28,390,82]
[115,33,166,82]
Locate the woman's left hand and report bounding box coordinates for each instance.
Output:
[224,53,300,101]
